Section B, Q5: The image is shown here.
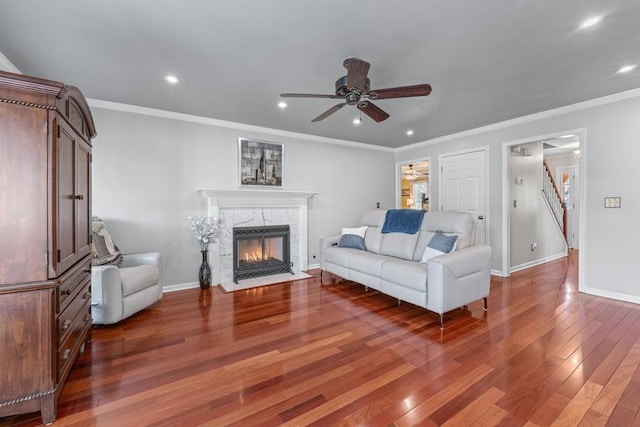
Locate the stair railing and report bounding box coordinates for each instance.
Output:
[542,159,567,241]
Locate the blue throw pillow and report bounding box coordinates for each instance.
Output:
[338,234,366,250]
[428,231,458,253]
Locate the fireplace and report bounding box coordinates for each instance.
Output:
[233,225,293,283]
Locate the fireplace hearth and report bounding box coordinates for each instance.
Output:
[233,225,293,283]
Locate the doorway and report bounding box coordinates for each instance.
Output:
[397,160,430,210]
[502,130,584,279]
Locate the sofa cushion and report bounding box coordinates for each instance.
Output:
[380,259,428,292]
[348,252,390,276]
[379,232,420,261]
[323,246,361,268]
[120,265,160,297]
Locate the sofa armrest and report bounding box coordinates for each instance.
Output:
[319,235,341,269]
[426,245,492,314]
[91,265,123,308]
[121,252,161,268]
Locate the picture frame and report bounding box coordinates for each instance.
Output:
[401,189,410,197]
[238,137,283,187]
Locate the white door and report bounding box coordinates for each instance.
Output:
[557,166,580,248]
[441,150,487,244]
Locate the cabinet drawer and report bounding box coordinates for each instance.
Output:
[57,302,91,381]
[58,280,91,346]
[58,258,91,312]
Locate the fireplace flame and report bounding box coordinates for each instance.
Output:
[244,249,264,262]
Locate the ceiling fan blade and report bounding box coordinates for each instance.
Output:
[357,101,389,122]
[369,84,432,100]
[311,103,346,122]
[280,93,341,99]
[345,58,370,92]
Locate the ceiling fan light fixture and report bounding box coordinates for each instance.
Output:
[353,117,362,125]
[406,130,414,136]
[579,16,602,29]
[164,75,180,84]
[277,101,287,109]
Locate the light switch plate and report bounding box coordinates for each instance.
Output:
[604,197,621,208]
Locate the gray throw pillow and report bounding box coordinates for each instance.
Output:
[428,231,458,252]
[337,234,366,250]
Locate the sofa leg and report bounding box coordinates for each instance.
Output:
[397,299,401,306]
[483,297,488,311]
[439,314,444,330]
[365,286,368,292]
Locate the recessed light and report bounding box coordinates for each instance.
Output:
[579,16,602,29]
[406,130,414,136]
[353,117,362,125]
[616,64,637,74]
[164,75,179,84]
[277,101,287,109]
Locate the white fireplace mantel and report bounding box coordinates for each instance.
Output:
[198,188,318,209]
[197,188,318,285]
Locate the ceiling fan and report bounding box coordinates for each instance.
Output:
[403,164,428,180]
[280,58,432,123]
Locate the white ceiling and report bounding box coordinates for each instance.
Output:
[0,1,639,149]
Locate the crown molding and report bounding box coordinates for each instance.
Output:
[87,98,394,153]
[396,87,640,153]
[0,50,21,74]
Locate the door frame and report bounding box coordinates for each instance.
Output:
[395,157,431,209]
[438,146,490,246]
[501,128,586,289]
[556,165,580,249]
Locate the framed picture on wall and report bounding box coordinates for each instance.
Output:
[238,137,283,187]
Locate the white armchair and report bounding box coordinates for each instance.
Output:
[91,252,162,325]
[90,218,163,325]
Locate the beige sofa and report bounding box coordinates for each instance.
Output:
[320,210,491,328]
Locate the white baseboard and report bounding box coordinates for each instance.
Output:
[163,282,214,293]
[491,269,506,277]
[510,251,568,274]
[307,263,320,270]
[581,287,640,305]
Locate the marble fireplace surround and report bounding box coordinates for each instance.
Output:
[198,189,318,286]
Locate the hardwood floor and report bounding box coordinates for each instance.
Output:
[4,250,640,426]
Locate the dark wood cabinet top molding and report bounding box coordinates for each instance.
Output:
[0,70,96,141]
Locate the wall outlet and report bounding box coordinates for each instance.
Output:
[530,242,537,251]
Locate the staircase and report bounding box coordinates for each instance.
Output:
[542,159,567,241]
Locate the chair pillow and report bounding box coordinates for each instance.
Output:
[420,231,458,263]
[91,220,123,266]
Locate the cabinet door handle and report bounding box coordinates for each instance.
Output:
[84,313,91,322]
[61,289,71,296]
[62,320,72,330]
[82,292,90,300]
[62,349,71,361]
[73,195,84,200]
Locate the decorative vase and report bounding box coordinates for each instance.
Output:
[199,250,211,289]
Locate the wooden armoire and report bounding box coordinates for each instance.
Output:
[0,71,96,424]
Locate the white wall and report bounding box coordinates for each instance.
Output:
[396,91,640,303]
[509,141,566,270]
[91,106,394,287]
